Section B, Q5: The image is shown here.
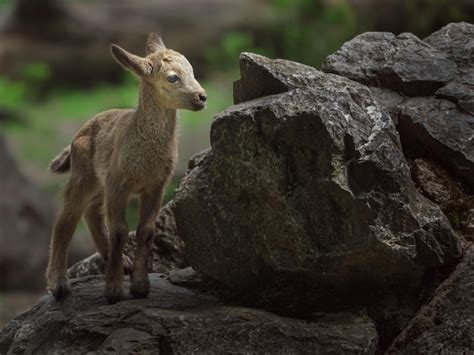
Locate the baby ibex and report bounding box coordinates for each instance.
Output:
[46,33,207,304]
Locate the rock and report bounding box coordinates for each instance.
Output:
[436,79,474,115]
[387,245,474,354]
[168,266,203,287]
[321,23,474,241]
[233,52,324,104]
[321,32,456,96]
[0,135,53,291]
[172,53,461,305]
[68,203,185,278]
[409,159,474,241]
[0,274,378,354]
[368,87,406,125]
[424,22,474,114]
[424,22,474,71]
[67,253,105,278]
[397,97,474,189]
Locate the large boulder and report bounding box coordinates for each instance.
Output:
[387,245,474,353]
[321,32,456,96]
[172,52,461,302]
[0,274,378,354]
[397,97,474,188]
[0,135,54,291]
[425,22,474,115]
[321,22,474,241]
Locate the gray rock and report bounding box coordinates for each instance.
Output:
[436,79,474,115]
[0,274,378,354]
[233,52,325,104]
[172,53,461,302]
[368,87,406,125]
[424,22,474,71]
[67,252,106,278]
[408,158,474,242]
[68,203,185,278]
[397,97,474,189]
[321,32,456,96]
[0,135,53,291]
[387,246,474,354]
[425,22,474,114]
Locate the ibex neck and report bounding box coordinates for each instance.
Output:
[135,82,177,139]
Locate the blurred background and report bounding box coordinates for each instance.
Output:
[0,0,473,326]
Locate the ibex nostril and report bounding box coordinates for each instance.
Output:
[199,93,207,102]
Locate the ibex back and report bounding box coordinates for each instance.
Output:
[46,33,207,304]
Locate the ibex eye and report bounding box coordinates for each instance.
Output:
[167,74,180,83]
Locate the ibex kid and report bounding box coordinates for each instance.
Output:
[46,33,207,304]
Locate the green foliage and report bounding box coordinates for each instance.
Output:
[206,0,365,70]
[269,0,364,67]
[206,32,264,70]
[0,77,27,111]
[0,61,51,111]
[0,0,13,8]
[19,62,51,83]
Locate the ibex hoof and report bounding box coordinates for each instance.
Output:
[105,283,124,304]
[130,278,150,299]
[52,278,71,301]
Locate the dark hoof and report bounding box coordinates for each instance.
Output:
[130,278,150,299]
[52,278,71,301]
[105,283,124,304]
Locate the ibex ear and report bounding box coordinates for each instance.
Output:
[110,44,152,77]
[146,32,166,55]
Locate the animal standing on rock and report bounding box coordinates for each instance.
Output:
[45,33,207,304]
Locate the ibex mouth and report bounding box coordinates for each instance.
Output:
[191,101,207,111]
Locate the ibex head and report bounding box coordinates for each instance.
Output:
[110,33,207,111]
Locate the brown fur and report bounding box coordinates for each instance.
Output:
[46,33,206,303]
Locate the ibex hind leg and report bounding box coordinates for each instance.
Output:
[46,178,92,300]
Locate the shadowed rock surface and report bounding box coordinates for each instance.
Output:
[387,246,474,354]
[68,203,185,278]
[0,135,53,291]
[173,52,461,303]
[397,97,474,188]
[0,274,378,354]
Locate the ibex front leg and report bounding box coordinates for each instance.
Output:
[130,185,164,298]
[104,178,129,304]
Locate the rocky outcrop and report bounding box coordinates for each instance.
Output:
[321,32,456,96]
[425,22,474,115]
[0,274,378,354]
[68,203,185,278]
[322,22,474,242]
[0,135,53,291]
[388,246,474,353]
[397,97,474,188]
[173,52,461,303]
